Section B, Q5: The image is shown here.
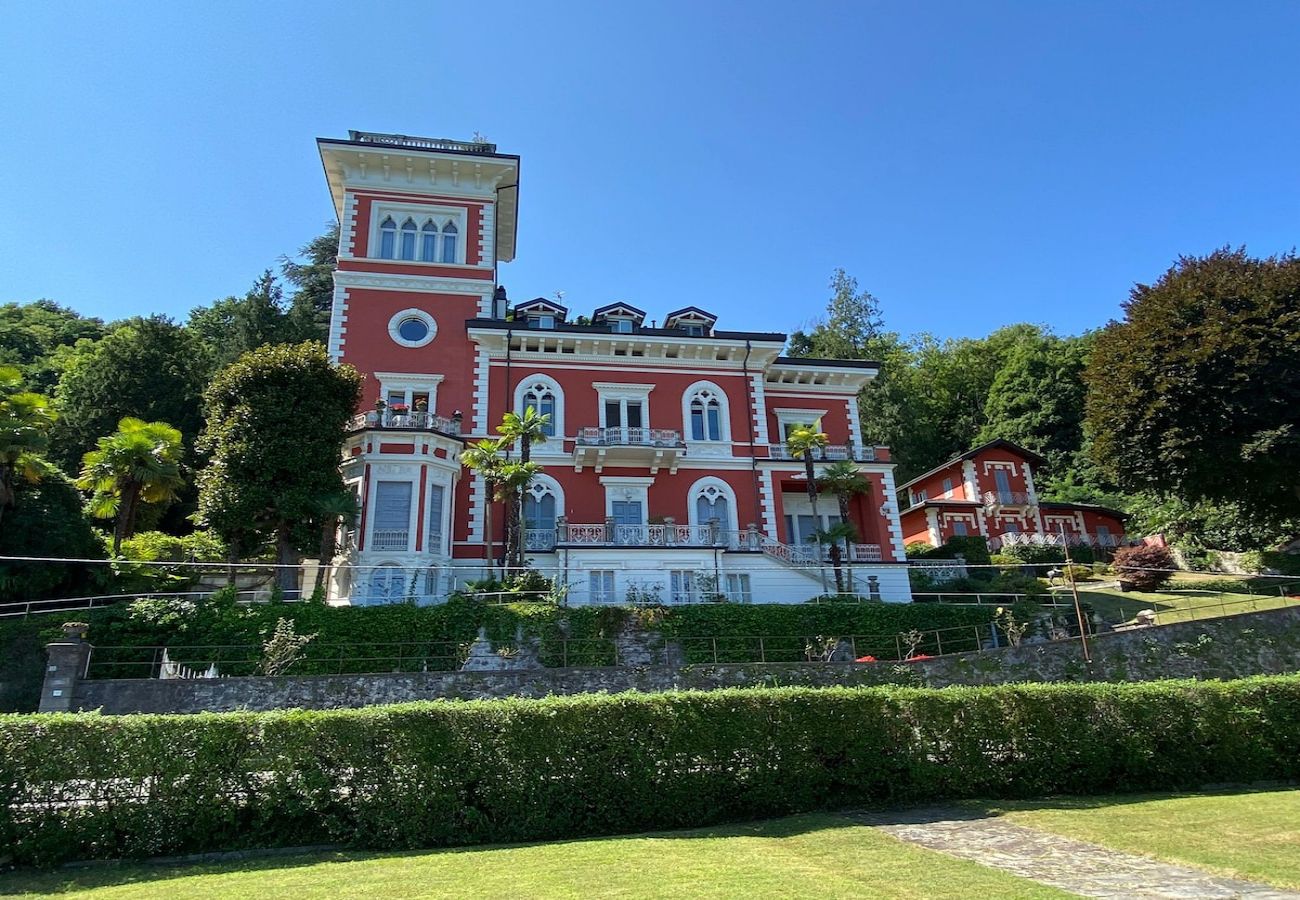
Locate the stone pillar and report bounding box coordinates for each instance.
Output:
[39,624,92,713]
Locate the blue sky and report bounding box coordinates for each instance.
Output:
[2,2,1297,341]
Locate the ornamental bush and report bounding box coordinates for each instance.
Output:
[2,676,1297,866]
[1114,543,1177,592]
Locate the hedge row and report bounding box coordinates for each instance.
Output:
[3,676,1298,866]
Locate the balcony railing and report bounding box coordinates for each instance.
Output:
[575,427,684,448]
[757,534,883,566]
[524,529,557,552]
[982,490,1033,507]
[767,444,876,462]
[370,530,410,552]
[347,409,461,434]
[347,130,498,153]
[996,532,1129,550]
[557,520,727,548]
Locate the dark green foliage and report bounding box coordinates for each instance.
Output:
[0,300,106,394]
[50,316,207,474]
[187,271,323,376]
[998,543,1067,565]
[196,342,362,567]
[0,470,104,603]
[909,535,992,567]
[1086,248,1300,524]
[279,225,339,339]
[1114,544,1177,592]
[3,677,1297,866]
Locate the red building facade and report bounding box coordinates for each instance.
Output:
[318,131,911,604]
[897,440,1128,552]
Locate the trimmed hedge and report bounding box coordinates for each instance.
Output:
[3,676,1298,866]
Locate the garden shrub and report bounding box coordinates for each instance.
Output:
[2,676,1297,866]
[999,543,1066,565]
[1114,544,1177,592]
[0,472,105,603]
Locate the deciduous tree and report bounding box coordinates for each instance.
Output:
[196,342,362,593]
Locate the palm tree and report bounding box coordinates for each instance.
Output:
[77,417,185,554]
[312,491,360,594]
[817,460,872,574]
[497,407,551,570]
[496,459,543,570]
[785,425,830,520]
[0,366,57,527]
[813,522,858,594]
[460,438,508,578]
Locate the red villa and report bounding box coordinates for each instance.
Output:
[897,439,1129,552]
[316,131,912,604]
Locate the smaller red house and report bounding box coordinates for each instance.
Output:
[897,439,1128,552]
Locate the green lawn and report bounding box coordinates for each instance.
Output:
[990,788,1300,890]
[1066,583,1295,625]
[0,814,1070,900]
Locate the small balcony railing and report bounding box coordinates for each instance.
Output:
[370,530,410,552]
[982,490,1033,507]
[767,444,875,462]
[557,519,727,548]
[347,409,461,434]
[575,427,684,448]
[996,532,1129,550]
[524,529,557,552]
[347,130,498,153]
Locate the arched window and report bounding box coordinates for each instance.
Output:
[440,220,458,263]
[688,477,739,538]
[366,564,406,605]
[378,217,397,259]
[690,393,723,441]
[399,219,417,260]
[522,476,564,551]
[682,382,729,443]
[514,375,564,439]
[420,220,438,262]
[523,384,556,436]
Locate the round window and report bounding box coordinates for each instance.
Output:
[397,317,429,343]
[387,308,437,347]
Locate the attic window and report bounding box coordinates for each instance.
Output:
[611,319,634,333]
[529,315,555,330]
[683,323,706,336]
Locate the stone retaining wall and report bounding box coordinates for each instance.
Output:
[44,606,1300,715]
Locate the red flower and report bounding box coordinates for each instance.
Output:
[855,655,878,663]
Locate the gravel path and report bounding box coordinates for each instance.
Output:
[849,808,1299,899]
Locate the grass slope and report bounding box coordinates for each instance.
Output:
[992,788,1300,890]
[0,814,1070,900]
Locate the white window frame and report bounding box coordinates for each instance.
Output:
[387,309,438,349]
[375,372,444,412]
[670,569,696,603]
[514,374,565,441]
[600,475,654,520]
[369,202,465,265]
[589,570,616,604]
[724,573,753,603]
[369,479,416,553]
[687,476,740,534]
[595,382,655,431]
[774,407,828,440]
[681,380,731,444]
[425,478,450,557]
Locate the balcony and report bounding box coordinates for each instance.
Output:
[347,409,462,435]
[767,444,876,462]
[556,519,729,548]
[347,130,498,154]
[370,529,410,552]
[982,490,1034,509]
[573,426,685,474]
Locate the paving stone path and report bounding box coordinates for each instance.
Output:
[849,808,1300,899]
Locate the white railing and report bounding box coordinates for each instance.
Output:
[159,649,219,680]
[575,427,684,448]
[523,529,556,551]
[908,558,968,582]
[758,535,882,567]
[848,543,883,562]
[996,532,1129,550]
[370,530,410,551]
[347,130,498,153]
[982,491,1033,507]
[767,444,876,462]
[347,409,460,434]
[558,522,725,547]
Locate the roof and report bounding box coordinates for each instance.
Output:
[1040,501,1130,521]
[592,302,647,321]
[773,355,881,370]
[896,439,1049,491]
[663,306,718,324]
[513,297,569,318]
[465,319,786,342]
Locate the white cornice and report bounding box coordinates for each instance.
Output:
[333,270,493,295]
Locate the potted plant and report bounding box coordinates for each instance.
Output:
[414,398,428,412]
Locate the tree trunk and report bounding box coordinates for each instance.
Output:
[275,523,299,598]
[829,543,844,593]
[482,488,495,582]
[112,482,141,555]
[804,457,819,519]
[314,518,337,594]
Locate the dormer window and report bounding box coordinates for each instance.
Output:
[663,306,718,337]
[612,319,634,334]
[530,315,556,330]
[684,324,706,337]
